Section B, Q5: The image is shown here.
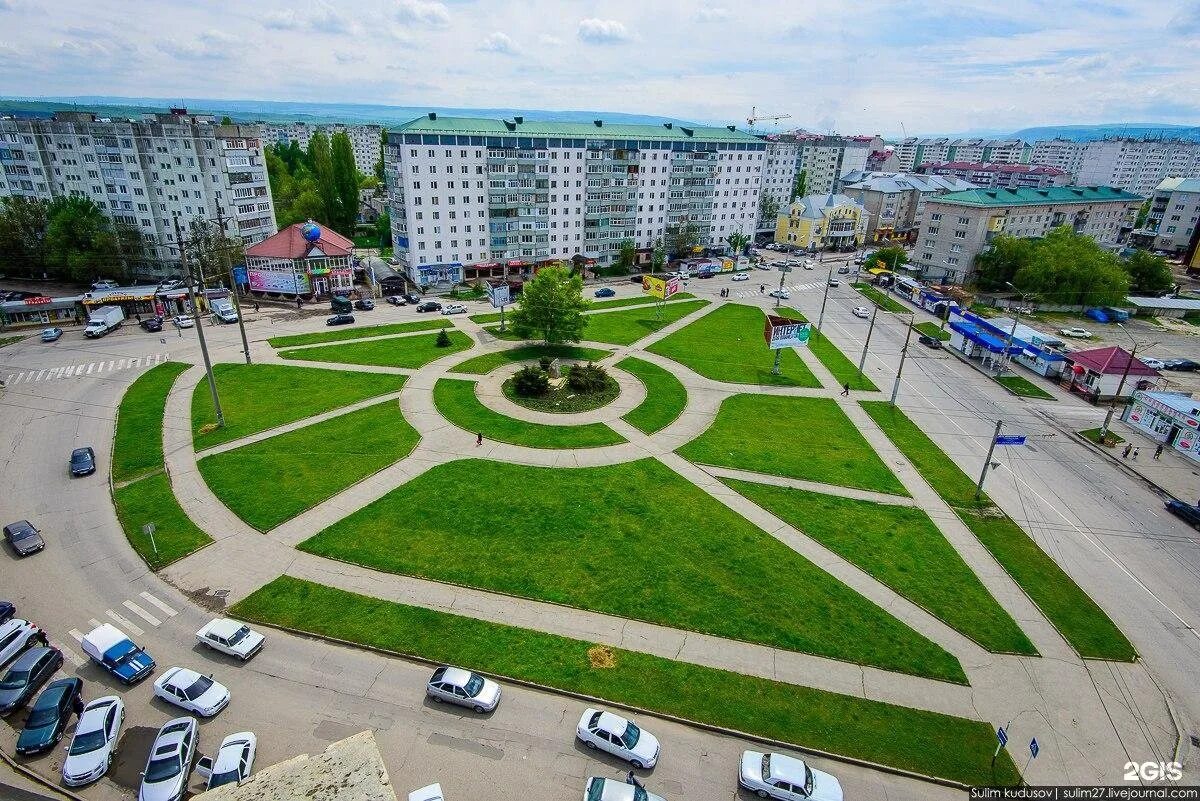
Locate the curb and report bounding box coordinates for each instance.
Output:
[1063,428,1177,501]
[0,745,87,801]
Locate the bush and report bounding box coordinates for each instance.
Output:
[513,365,549,397]
[567,362,609,394]
[435,329,453,347]
[538,356,553,371]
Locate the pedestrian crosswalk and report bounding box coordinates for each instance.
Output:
[60,591,180,671]
[3,353,169,385]
[733,280,824,299]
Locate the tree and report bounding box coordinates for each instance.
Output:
[0,196,50,277]
[374,139,385,183]
[220,116,234,125]
[650,238,666,271]
[44,196,124,283]
[307,131,337,229]
[791,169,807,201]
[512,365,549,396]
[330,131,360,236]
[615,238,636,272]
[973,234,1036,292]
[510,265,589,344]
[567,363,609,393]
[664,221,700,259]
[1134,200,1150,230]
[435,328,453,348]
[1011,226,1129,306]
[186,216,243,284]
[758,193,780,225]
[374,209,392,248]
[726,231,750,257]
[864,245,908,271]
[1124,249,1174,295]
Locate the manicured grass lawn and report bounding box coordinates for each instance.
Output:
[860,401,1136,662]
[582,300,709,346]
[914,321,951,341]
[197,401,419,531]
[232,577,1016,785]
[996,375,1056,400]
[1079,427,1125,446]
[0,335,24,349]
[853,283,908,313]
[434,379,626,448]
[267,319,448,348]
[192,364,406,449]
[467,293,698,323]
[502,371,619,414]
[616,357,688,434]
[723,480,1036,655]
[679,394,908,495]
[482,325,526,341]
[279,330,472,369]
[113,473,212,570]
[449,344,611,375]
[300,458,962,681]
[113,361,190,483]
[778,307,877,391]
[647,304,821,387]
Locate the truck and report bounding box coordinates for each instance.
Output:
[210,298,239,324]
[83,305,125,338]
[80,623,155,684]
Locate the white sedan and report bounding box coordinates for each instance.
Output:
[426,666,501,712]
[739,750,843,801]
[852,306,870,319]
[732,273,749,282]
[409,785,445,801]
[576,708,660,769]
[195,619,265,660]
[1059,326,1092,338]
[172,315,194,329]
[1141,357,1166,369]
[153,667,230,716]
[196,731,256,790]
[583,777,665,801]
[62,696,124,787]
[442,304,468,315]
[768,289,790,299]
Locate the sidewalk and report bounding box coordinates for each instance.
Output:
[1054,414,1200,503]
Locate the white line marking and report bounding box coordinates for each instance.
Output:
[104,360,115,373]
[86,363,95,375]
[117,358,128,370]
[75,364,85,375]
[129,358,140,368]
[104,610,144,637]
[87,618,103,631]
[34,370,47,382]
[139,592,178,617]
[68,629,84,644]
[51,641,85,668]
[62,367,74,378]
[122,600,161,627]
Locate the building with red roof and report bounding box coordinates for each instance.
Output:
[243,221,355,297]
[917,161,1069,190]
[1062,345,1160,402]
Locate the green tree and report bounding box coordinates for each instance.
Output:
[45,196,124,283]
[374,139,385,183]
[1124,249,1174,295]
[864,245,908,271]
[791,169,807,201]
[665,221,700,259]
[650,238,666,272]
[0,196,51,277]
[307,131,337,228]
[615,238,636,272]
[727,231,750,257]
[1012,227,1129,306]
[758,193,780,225]
[973,234,1036,292]
[220,116,234,125]
[374,209,392,248]
[186,216,244,285]
[510,264,589,344]
[330,131,360,235]
[1134,200,1150,230]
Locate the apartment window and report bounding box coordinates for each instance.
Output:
[954,230,966,239]
[947,257,960,265]
[957,216,969,225]
[927,226,939,235]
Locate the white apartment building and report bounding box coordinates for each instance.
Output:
[759,138,801,230]
[0,109,276,276]
[1074,138,1200,196]
[259,121,383,175]
[797,135,871,196]
[1139,177,1200,254]
[895,137,1032,171]
[1028,138,1085,177]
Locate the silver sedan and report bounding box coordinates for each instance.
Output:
[425,666,501,713]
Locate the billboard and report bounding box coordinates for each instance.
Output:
[486,281,511,308]
[763,314,811,350]
[249,268,310,295]
[642,275,681,299]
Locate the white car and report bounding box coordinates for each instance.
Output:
[739,750,843,801]
[732,273,749,282]
[583,777,665,801]
[426,666,501,712]
[828,278,840,287]
[768,289,790,299]
[1141,357,1166,369]
[195,619,265,661]
[172,315,194,329]
[576,708,660,769]
[802,260,815,270]
[196,731,256,791]
[153,667,230,717]
[409,784,445,801]
[0,619,46,668]
[1059,327,1092,338]
[139,717,198,801]
[92,279,119,291]
[441,304,468,315]
[62,696,125,787]
[852,306,870,319]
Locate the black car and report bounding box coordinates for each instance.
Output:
[1163,359,1199,372]
[0,646,63,715]
[354,298,375,311]
[70,446,96,477]
[0,602,13,625]
[4,521,44,557]
[404,293,422,304]
[326,314,355,326]
[140,316,164,333]
[917,334,943,349]
[416,301,442,313]
[1165,500,1200,529]
[15,677,83,755]
[385,295,406,306]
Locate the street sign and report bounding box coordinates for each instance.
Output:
[1029,738,1039,759]
[763,314,811,349]
[994,435,1027,446]
[231,265,248,285]
[996,727,1008,747]
[486,281,510,309]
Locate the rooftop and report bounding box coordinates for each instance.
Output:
[392,114,760,143]
[785,193,863,219]
[921,161,1066,176]
[1154,177,1200,194]
[1066,345,1160,377]
[929,185,1143,208]
[840,170,977,193]
[245,222,354,260]
[1125,296,1200,311]
[1138,390,1200,417]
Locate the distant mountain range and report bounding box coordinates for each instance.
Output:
[1008,123,1200,142]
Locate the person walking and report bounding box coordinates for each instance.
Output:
[1122,444,1132,459]
[253,301,260,312]
[1131,448,1139,460]
[476,432,483,446]
[1154,443,1164,460]
[840,382,850,396]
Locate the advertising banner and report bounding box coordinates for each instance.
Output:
[643,275,682,299]
[763,314,811,349]
[249,268,310,294]
[487,281,511,308]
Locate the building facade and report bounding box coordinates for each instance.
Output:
[243,221,354,297]
[838,171,976,243]
[258,122,383,176]
[1124,390,1200,466]
[917,161,1070,189]
[1140,177,1200,254]
[912,185,1143,282]
[0,109,275,277]
[1028,138,1086,178]
[893,137,1031,172]
[384,114,765,287]
[774,193,867,250]
[758,137,801,231]
[1073,138,1200,195]
[796,135,871,195]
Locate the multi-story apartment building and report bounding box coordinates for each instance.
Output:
[912,185,1143,282]
[894,137,1032,171]
[1137,177,1200,254]
[1073,138,1200,196]
[259,121,383,175]
[773,193,868,250]
[384,114,765,286]
[838,170,977,243]
[917,161,1069,189]
[0,109,275,276]
[759,136,801,231]
[796,135,871,195]
[1028,138,1085,178]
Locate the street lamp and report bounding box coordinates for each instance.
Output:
[998,282,1034,375]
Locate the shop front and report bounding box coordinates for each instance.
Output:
[1123,390,1200,464]
[1,296,82,327]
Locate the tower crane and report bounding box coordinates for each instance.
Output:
[747,107,791,132]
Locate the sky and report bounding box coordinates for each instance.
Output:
[1,0,1198,136]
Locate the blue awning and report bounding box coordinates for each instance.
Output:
[950,321,1024,353]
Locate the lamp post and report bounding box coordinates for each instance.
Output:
[213,208,252,365]
[998,282,1034,375]
[173,216,224,429]
[856,304,878,380]
[816,260,835,332]
[1097,323,1156,442]
[890,313,916,406]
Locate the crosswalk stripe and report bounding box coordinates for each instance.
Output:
[75,364,85,376]
[129,358,140,368]
[117,358,128,370]
[51,640,86,669]
[34,370,46,382]
[87,618,103,631]
[139,592,179,617]
[122,600,161,627]
[62,366,74,378]
[86,363,94,374]
[104,610,144,637]
[68,629,85,644]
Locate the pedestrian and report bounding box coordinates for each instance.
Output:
[1154,443,1164,459]
[476,432,483,447]
[254,301,260,312]
[135,313,141,323]
[296,296,302,310]
[841,382,850,396]
[626,771,643,789]
[72,691,85,716]
[1131,448,1139,460]
[1122,444,1132,459]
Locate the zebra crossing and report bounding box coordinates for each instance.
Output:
[733,280,824,299]
[3,352,169,386]
[59,590,180,669]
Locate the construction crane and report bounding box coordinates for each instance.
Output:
[747,107,791,132]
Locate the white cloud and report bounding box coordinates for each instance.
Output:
[333,50,359,64]
[168,30,238,60]
[537,33,563,47]
[479,31,518,55]
[262,10,301,30]
[395,0,450,28]
[262,4,354,34]
[695,7,730,22]
[577,18,630,44]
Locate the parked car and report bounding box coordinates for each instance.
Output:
[852,306,870,319]
[755,263,771,271]
[138,717,198,801]
[195,619,264,661]
[326,314,355,326]
[40,327,63,342]
[153,668,230,717]
[739,750,844,801]
[416,301,442,313]
[732,273,749,282]
[1140,357,1166,370]
[404,293,423,304]
[768,289,790,299]
[0,601,13,626]
[442,304,468,315]
[576,708,660,768]
[91,279,119,291]
[385,295,407,306]
[354,298,375,311]
[0,646,63,714]
[1058,327,1092,338]
[409,784,445,801]
[426,666,501,712]
[583,777,665,801]
[81,623,155,684]
[62,696,124,786]
[172,315,194,329]
[70,446,96,477]
[594,287,616,298]
[1163,358,1200,372]
[1165,499,1200,528]
[0,619,46,668]
[828,278,840,287]
[196,731,256,790]
[140,316,164,333]
[4,520,44,557]
[16,677,84,755]
[918,334,943,349]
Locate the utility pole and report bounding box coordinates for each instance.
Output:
[775,264,787,309]
[816,261,834,332]
[175,216,224,429]
[856,304,878,380]
[1098,324,1152,442]
[215,208,252,364]
[890,314,915,406]
[976,420,1003,500]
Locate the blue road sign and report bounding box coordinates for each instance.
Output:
[232,265,248,285]
[1029,737,1039,758]
[997,727,1008,747]
[994,435,1027,446]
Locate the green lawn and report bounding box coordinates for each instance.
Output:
[433,379,625,448]
[300,458,963,682]
[192,364,407,449]
[679,394,908,495]
[113,361,190,483]
[267,319,448,348]
[1079,427,1125,446]
[449,344,611,375]
[113,473,212,570]
[232,577,1016,786]
[853,283,908,313]
[723,480,1036,655]
[502,370,619,414]
[647,304,821,387]
[778,308,877,391]
[279,330,472,369]
[582,300,709,346]
[996,375,1056,400]
[0,335,24,349]
[468,293,698,323]
[860,401,1136,662]
[914,321,951,341]
[197,401,419,531]
[482,325,527,341]
[616,357,688,434]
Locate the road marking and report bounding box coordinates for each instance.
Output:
[62,366,75,378]
[139,592,178,617]
[34,370,46,382]
[51,640,85,669]
[129,358,140,368]
[85,363,95,375]
[68,629,85,644]
[87,619,102,631]
[104,610,144,637]
[117,358,128,370]
[122,600,161,627]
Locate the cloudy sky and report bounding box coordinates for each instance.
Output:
[1,0,1197,135]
